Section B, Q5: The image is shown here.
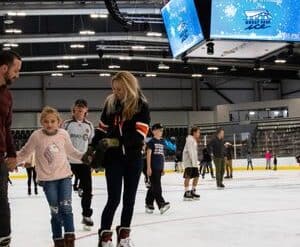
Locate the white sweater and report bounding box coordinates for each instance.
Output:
[182,135,199,168]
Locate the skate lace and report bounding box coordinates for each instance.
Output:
[102,240,114,247]
[119,237,134,247]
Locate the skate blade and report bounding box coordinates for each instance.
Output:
[83,225,92,231]
[160,205,170,215]
[192,197,200,200]
[183,198,193,201]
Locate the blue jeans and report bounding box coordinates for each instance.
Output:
[42,177,74,240]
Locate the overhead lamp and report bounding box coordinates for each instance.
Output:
[207,66,219,71]
[7,12,26,16]
[56,64,69,69]
[99,73,111,77]
[253,60,264,71]
[146,32,162,37]
[4,18,14,25]
[249,111,256,116]
[62,55,76,60]
[90,13,108,18]
[131,45,146,50]
[108,64,120,69]
[119,56,132,60]
[79,30,95,35]
[2,47,11,51]
[70,44,85,49]
[192,74,203,78]
[3,43,18,48]
[5,29,22,34]
[158,63,170,70]
[81,62,89,67]
[51,73,63,77]
[145,73,157,77]
[274,59,287,64]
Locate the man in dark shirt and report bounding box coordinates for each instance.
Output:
[208,128,225,189]
[0,50,22,246]
[145,123,170,215]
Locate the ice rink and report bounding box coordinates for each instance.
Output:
[8,170,300,247]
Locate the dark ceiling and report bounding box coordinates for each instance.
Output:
[0,0,299,80]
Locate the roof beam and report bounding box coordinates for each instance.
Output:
[0,33,168,44]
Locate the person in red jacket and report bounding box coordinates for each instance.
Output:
[0,50,22,247]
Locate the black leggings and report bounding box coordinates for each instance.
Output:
[26,167,37,188]
[70,163,93,217]
[100,157,142,230]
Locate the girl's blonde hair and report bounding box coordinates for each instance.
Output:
[40,106,62,124]
[106,71,147,120]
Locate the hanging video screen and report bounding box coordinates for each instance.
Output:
[211,0,300,42]
[161,0,205,58]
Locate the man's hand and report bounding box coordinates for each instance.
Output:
[161,170,165,176]
[5,157,17,172]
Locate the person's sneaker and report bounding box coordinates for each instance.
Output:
[183,191,193,201]
[82,216,94,228]
[98,230,113,247]
[145,205,154,214]
[224,176,230,179]
[159,202,170,214]
[191,189,200,200]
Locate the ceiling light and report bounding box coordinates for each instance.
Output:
[62,56,76,60]
[2,47,11,51]
[90,13,108,18]
[119,56,132,60]
[4,19,14,25]
[249,111,256,116]
[108,65,120,69]
[158,63,170,70]
[70,44,85,49]
[253,67,265,71]
[79,30,95,35]
[99,73,111,77]
[81,62,89,67]
[273,111,280,116]
[51,73,63,77]
[146,32,162,37]
[207,66,219,71]
[192,74,203,78]
[146,73,157,77]
[5,29,22,34]
[274,59,287,64]
[7,12,26,16]
[56,64,69,69]
[131,45,146,50]
[3,43,18,48]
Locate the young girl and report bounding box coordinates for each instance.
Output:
[17,106,85,247]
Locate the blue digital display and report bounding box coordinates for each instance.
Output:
[211,0,300,42]
[161,0,204,58]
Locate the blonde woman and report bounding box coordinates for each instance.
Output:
[92,71,150,247]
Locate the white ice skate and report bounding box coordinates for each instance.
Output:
[82,216,93,231]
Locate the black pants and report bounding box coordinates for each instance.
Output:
[247,161,253,170]
[26,167,37,189]
[100,157,142,230]
[0,161,11,238]
[145,169,165,208]
[200,161,214,178]
[70,163,93,217]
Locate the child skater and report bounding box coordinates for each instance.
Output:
[145,123,170,214]
[17,106,85,247]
